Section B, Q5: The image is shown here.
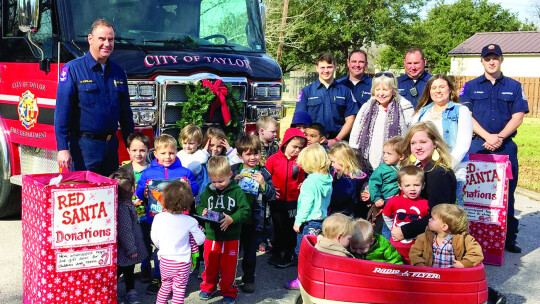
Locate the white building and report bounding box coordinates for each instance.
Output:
[449,31,540,77]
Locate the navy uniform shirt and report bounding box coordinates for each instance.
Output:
[459,75,529,137]
[295,79,358,136]
[55,52,134,151]
[397,71,431,108]
[336,74,372,107]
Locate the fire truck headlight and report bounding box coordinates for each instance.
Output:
[139,110,156,125]
[267,107,283,118]
[128,84,138,97]
[139,85,156,98]
[250,82,282,100]
[132,111,140,124]
[258,108,269,117]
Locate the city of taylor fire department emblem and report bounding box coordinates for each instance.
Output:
[18,90,40,130]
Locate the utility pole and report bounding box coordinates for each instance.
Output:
[276,0,289,64]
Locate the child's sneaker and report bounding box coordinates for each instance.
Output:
[276,254,295,268]
[222,296,236,304]
[126,289,141,304]
[198,291,214,301]
[268,254,280,266]
[258,242,267,252]
[284,277,300,290]
[240,282,255,293]
[145,278,161,295]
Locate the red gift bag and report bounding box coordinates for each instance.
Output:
[22,171,118,304]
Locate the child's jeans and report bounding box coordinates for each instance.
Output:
[381,223,391,240]
[141,221,160,279]
[295,220,323,256]
[157,258,190,304]
[201,239,239,298]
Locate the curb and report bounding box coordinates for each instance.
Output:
[516,187,540,201]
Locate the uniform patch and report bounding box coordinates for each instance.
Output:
[18,90,40,130]
[459,83,466,96]
[296,91,303,103]
[59,66,69,83]
[521,85,527,101]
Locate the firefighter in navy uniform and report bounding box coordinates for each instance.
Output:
[294,52,357,148]
[336,49,372,108]
[397,48,431,108]
[460,44,528,254]
[55,19,134,176]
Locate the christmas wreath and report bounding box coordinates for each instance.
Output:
[176,79,244,143]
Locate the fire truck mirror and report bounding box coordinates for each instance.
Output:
[17,0,40,33]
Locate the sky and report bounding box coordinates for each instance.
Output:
[426,0,538,25]
[493,0,537,23]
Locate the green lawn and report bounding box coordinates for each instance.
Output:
[515,117,540,193]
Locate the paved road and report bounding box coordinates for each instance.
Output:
[1,192,539,304]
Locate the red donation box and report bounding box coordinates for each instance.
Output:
[22,171,118,304]
[463,154,512,266]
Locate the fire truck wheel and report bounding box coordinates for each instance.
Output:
[0,184,21,219]
[0,119,21,218]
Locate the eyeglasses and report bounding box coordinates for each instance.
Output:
[375,72,395,78]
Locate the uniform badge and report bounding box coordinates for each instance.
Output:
[521,85,527,101]
[59,66,69,83]
[296,91,303,103]
[459,83,466,96]
[18,90,40,130]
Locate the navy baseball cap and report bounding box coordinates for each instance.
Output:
[481,44,503,57]
[291,110,312,126]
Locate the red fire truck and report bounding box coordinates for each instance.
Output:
[0,0,283,217]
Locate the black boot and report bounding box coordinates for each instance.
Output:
[488,287,506,304]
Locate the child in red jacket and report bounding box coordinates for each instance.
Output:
[265,128,307,268]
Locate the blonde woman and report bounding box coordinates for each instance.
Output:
[390,121,457,242]
[349,72,414,171]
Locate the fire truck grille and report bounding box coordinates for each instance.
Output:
[162,128,180,140]
[230,85,246,101]
[165,85,188,102]
[162,83,246,128]
[163,104,183,125]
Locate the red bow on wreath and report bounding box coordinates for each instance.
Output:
[202,79,231,126]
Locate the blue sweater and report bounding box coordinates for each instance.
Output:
[136,158,198,222]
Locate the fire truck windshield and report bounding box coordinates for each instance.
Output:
[66,0,266,53]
